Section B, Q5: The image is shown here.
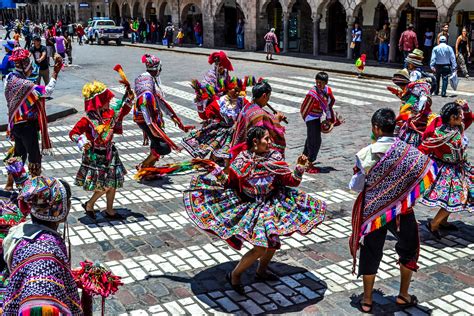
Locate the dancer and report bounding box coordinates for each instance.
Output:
[2,177,83,315]
[184,126,326,294]
[232,80,286,156]
[70,81,134,220]
[300,72,336,173]
[4,48,62,190]
[182,77,250,162]
[134,54,193,169]
[420,100,473,238]
[349,108,437,313]
[388,69,433,147]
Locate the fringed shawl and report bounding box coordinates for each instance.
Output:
[350,139,437,272]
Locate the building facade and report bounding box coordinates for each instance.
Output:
[12,0,474,61]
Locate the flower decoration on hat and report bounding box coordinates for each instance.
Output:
[141,54,162,71]
[9,47,33,73]
[82,81,115,112]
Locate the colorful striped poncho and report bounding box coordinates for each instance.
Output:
[231,102,286,156]
[349,139,437,272]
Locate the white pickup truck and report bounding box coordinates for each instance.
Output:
[87,19,123,46]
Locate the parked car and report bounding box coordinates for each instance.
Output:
[87,18,123,46]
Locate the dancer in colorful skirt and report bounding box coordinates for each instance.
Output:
[182,77,250,163]
[2,177,83,315]
[300,72,336,173]
[420,100,473,238]
[349,108,437,313]
[388,69,434,147]
[70,81,134,220]
[134,54,193,169]
[232,80,286,156]
[3,47,62,189]
[184,126,326,294]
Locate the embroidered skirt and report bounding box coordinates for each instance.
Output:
[75,146,126,191]
[421,160,473,213]
[181,121,233,160]
[265,41,274,54]
[184,174,326,250]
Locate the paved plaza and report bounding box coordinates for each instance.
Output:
[0,42,473,315]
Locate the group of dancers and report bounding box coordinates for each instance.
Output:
[0,46,472,314]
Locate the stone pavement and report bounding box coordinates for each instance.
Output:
[123,41,474,93]
[0,41,473,315]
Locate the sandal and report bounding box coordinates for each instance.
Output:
[226,272,245,295]
[357,300,373,313]
[396,294,418,308]
[426,222,441,240]
[255,270,280,281]
[82,202,96,220]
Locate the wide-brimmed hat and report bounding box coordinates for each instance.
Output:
[392,69,410,86]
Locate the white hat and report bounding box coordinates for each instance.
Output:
[439,35,447,43]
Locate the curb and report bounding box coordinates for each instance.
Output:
[0,106,78,132]
[123,43,394,80]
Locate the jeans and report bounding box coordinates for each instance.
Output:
[237,34,244,49]
[131,32,138,43]
[378,42,388,62]
[435,64,451,96]
[195,32,202,45]
[303,119,322,163]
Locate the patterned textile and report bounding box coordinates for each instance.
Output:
[264,42,274,54]
[184,150,326,249]
[182,95,245,159]
[208,51,233,72]
[300,85,335,121]
[421,160,473,212]
[350,139,437,270]
[5,72,52,153]
[75,146,126,191]
[232,103,286,155]
[20,177,68,222]
[2,231,82,316]
[141,54,161,71]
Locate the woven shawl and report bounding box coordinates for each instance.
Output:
[300,86,329,120]
[349,139,437,272]
[5,73,52,154]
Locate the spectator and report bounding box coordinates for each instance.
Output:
[131,18,139,44]
[139,19,147,43]
[430,35,457,97]
[76,23,85,45]
[373,30,379,61]
[176,28,184,47]
[194,22,203,46]
[164,22,174,48]
[55,30,66,58]
[64,31,73,65]
[455,27,470,78]
[151,21,157,44]
[22,21,32,50]
[264,28,278,60]
[399,24,418,67]
[351,22,362,60]
[122,19,130,39]
[156,21,162,44]
[30,35,49,84]
[437,23,450,45]
[378,24,389,62]
[0,40,16,79]
[236,19,244,49]
[12,30,20,45]
[4,21,13,39]
[45,25,56,66]
[423,27,434,63]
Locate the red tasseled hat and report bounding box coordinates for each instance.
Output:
[208,51,234,71]
[84,89,115,112]
[9,47,30,62]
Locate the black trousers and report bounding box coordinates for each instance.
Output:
[12,121,41,164]
[303,119,322,164]
[358,212,419,277]
[137,123,172,157]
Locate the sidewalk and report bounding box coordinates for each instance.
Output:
[124,42,474,92]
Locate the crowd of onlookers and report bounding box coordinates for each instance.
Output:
[350,22,471,78]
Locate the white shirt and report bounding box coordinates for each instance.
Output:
[424,31,434,47]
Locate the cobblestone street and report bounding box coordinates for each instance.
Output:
[1,42,473,315]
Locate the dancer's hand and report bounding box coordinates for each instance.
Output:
[275,112,286,123]
[297,154,308,166]
[83,142,91,151]
[53,54,63,73]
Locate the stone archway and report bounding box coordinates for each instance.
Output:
[159,2,172,24]
[132,1,142,19]
[145,1,157,22]
[122,1,131,20]
[374,2,389,30]
[261,0,283,51]
[111,1,121,24]
[181,2,202,43]
[326,0,347,55]
[287,0,313,53]
[214,0,245,47]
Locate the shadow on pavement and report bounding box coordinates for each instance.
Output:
[146,261,327,314]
